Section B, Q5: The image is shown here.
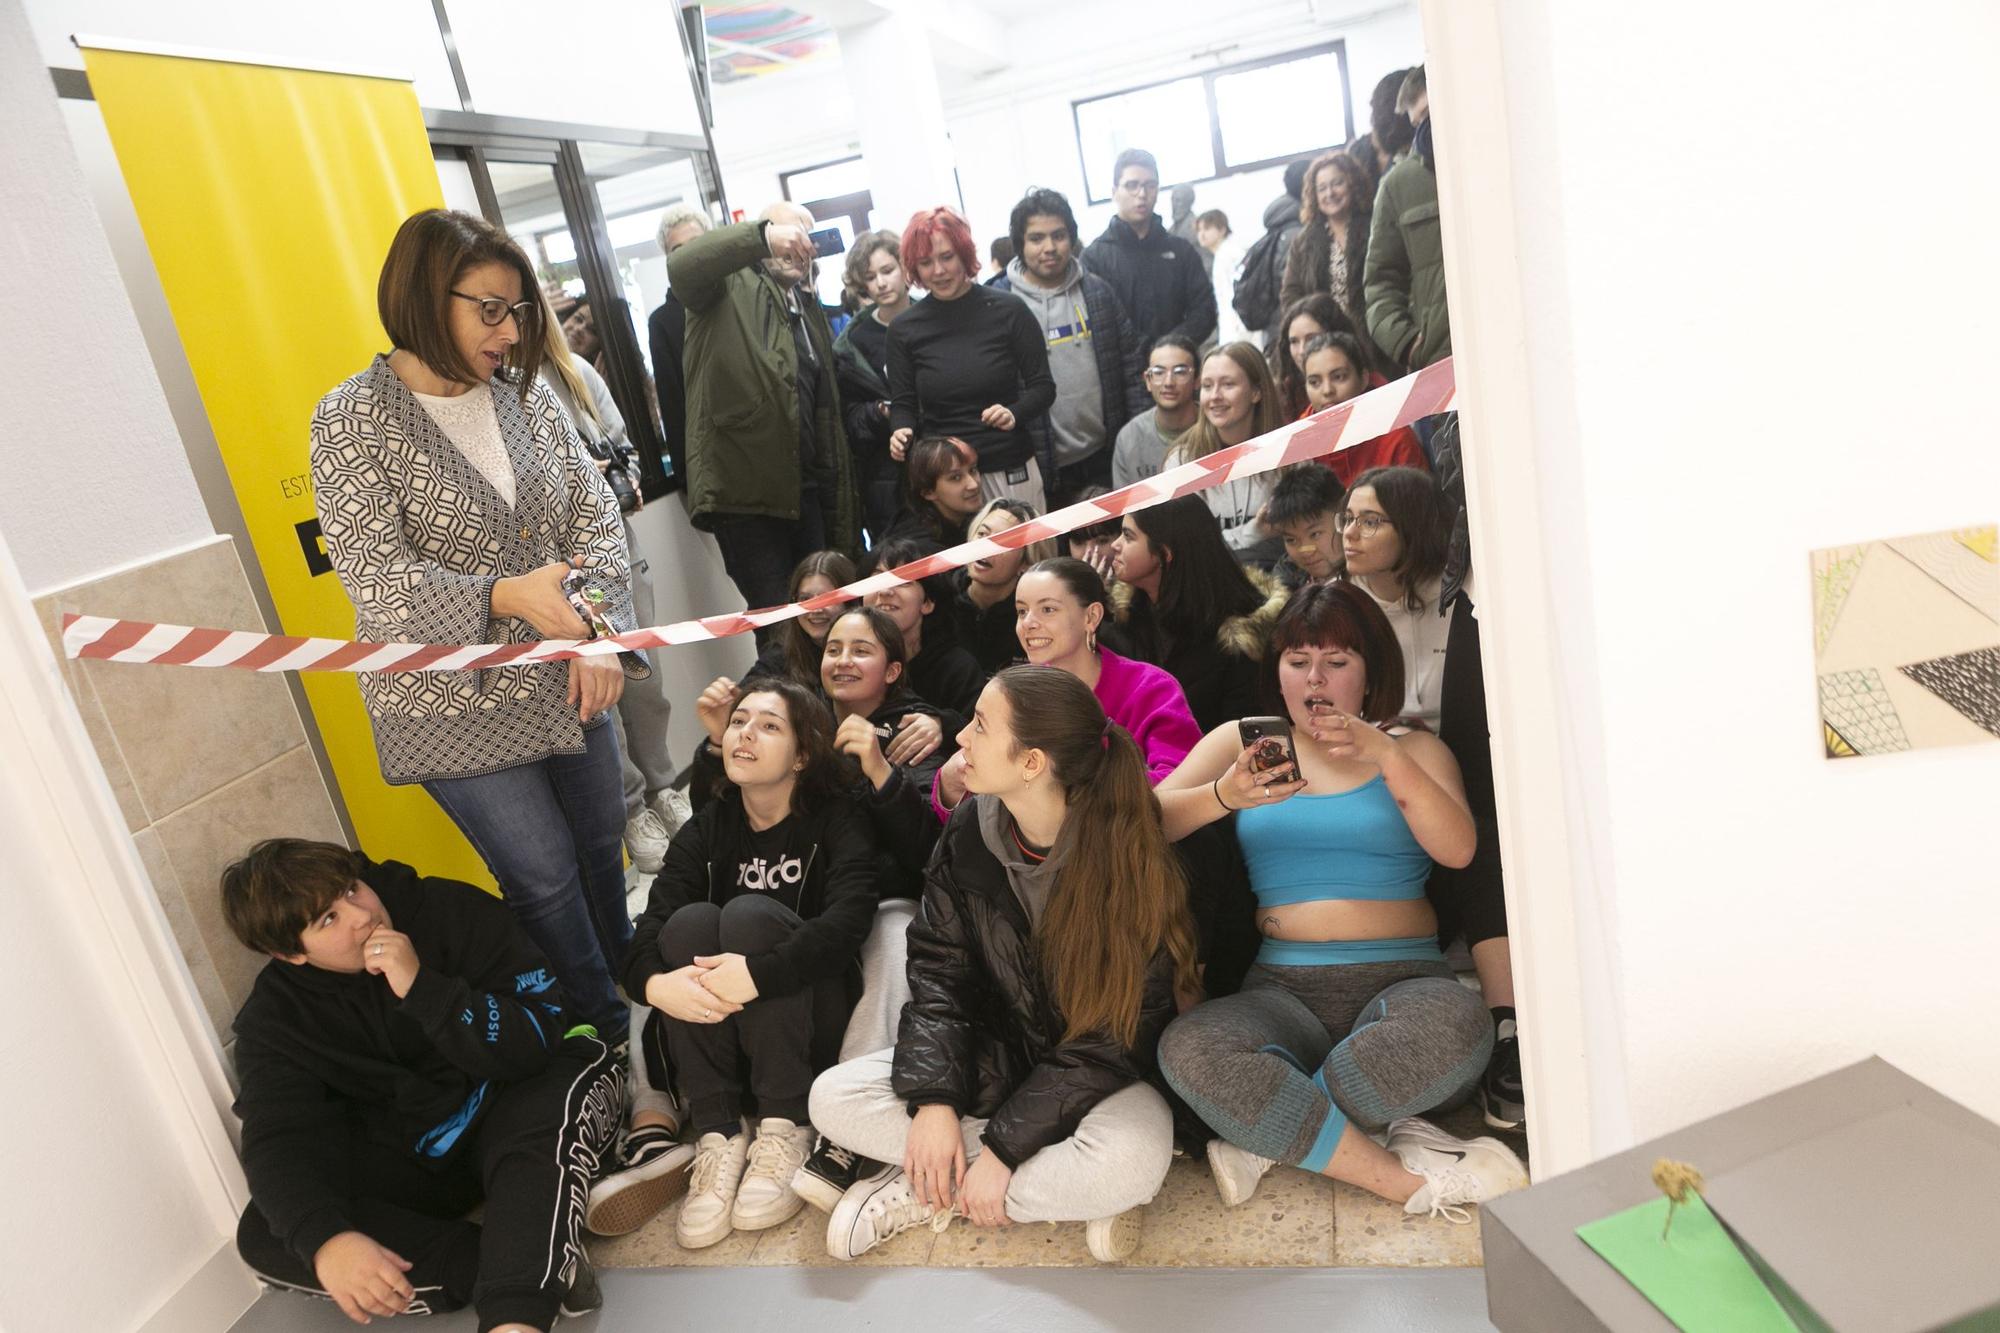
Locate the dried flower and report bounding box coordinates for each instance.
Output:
[1652,1159,1705,1240]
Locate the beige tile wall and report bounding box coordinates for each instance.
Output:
[35,535,345,1051]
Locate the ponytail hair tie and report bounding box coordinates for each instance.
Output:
[1100,719,1113,751]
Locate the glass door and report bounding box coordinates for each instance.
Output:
[480,151,673,480]
[577,141,712,375]
[432,125,724,494]
[483,155,575,300]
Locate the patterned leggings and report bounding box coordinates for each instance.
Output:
[1158,959,1491,1170]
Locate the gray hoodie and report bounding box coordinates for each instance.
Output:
[1004,256,1105,467]
[976,794,1066,927]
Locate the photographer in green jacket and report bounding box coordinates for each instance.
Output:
[669,206,862,633]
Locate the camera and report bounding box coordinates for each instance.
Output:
[583,436,640,514]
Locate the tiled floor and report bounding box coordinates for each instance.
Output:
[615,863,1520,1275]
[590,1099,1518,1273]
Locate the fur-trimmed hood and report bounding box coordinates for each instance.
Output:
[1108,565,1290,660]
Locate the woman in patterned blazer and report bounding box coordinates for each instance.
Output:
[310,208,640,1035]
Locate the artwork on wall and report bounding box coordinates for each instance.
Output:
[1810,523,1999,758]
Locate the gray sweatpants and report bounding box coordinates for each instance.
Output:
[838,901,918,1062]
[808,1049,1173,1223]
[1158,960,1491,1173]
[614,518,675,819]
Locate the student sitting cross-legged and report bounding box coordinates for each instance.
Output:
[614,680,881,1250]
[1153,582,1529,1223]
[809,665,1198,1264]
[223,840,622,1333]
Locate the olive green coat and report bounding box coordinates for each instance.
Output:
[667,219,860,553]
[1363,156,1451,370]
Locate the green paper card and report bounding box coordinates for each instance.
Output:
[1576,1194,1798,1333]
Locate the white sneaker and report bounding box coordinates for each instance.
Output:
[1387,1116,1530,1224]
[826,1167,945,1260]
[731,1117,817,1231]
[1084,1206,1144,1263]
[624,808,671,875]
[1206,1138,1277,1208]
[675,1129,749,1249]
[652,787,692,838]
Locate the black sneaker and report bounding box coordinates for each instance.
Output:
[1480,1024,1526,1132]
[791,1135,892,1214]
[620,1124,681,1169]
[585,1128,695,1237]
[558,1249,603,1318]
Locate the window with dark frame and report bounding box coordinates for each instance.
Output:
[780,156,870,205]
[1072,42,1354,205]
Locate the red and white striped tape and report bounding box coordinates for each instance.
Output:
[62,359,1455,672]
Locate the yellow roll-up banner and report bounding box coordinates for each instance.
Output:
[82,44,490,888]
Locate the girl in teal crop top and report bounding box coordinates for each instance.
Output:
[1154,583,1478,935]
[1234,775,1434,908]
[1147,585,1527,1229]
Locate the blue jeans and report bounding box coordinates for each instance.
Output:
[423,721,633,1032]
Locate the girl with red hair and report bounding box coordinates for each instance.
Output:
[886,206,1056,508]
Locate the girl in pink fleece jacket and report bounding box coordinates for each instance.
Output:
[934,557,1201,816]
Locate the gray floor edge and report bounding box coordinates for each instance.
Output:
[230,1265,1497,1332]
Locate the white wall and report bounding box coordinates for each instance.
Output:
[0,3,252,1328]
[710,0,1422,248]
[4,0,213,595]
[1448,0,2000,1151]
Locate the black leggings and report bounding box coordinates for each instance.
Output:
[658,895,852,1135]
[235,1035,621,1330]
[1429,593,1510,948]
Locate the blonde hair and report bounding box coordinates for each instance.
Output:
[969,497,1059,567]
[1166,342,1283,464]
[537,289,601,434]
[655,204,710,255]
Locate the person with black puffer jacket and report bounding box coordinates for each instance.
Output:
[224,840,621,1333]
[809,666,1200,1265]
[613,681,880,1255]
[1083,148,1217,348]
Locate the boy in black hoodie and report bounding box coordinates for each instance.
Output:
[223,839,622,1331]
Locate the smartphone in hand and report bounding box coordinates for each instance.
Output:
[1236,716,1299,783]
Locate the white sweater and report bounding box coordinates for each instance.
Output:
[1358,573,1449,726]
[411,382,513,506]
[1211,234,1254,347]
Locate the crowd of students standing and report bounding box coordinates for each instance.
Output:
[218,64,1526,1332]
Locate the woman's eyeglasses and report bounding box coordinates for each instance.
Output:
[452,292,537,328]
[1336,510,1393,536]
